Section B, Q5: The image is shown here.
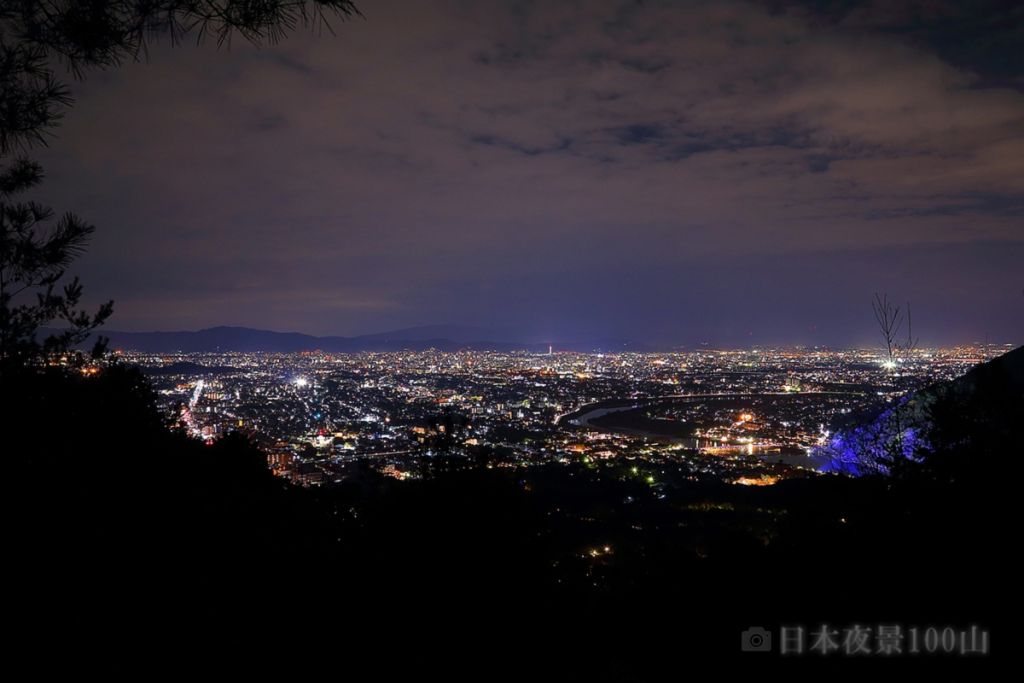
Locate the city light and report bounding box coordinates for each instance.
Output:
[128,344,1007,487]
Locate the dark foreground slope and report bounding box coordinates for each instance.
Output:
[4,351,1019,679]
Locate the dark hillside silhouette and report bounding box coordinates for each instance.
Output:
[5,347,1017,676]
[908,343,1024,482]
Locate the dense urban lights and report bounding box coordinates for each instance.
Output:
[127,344,1009,487]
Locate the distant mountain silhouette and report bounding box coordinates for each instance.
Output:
[69,325,656,353]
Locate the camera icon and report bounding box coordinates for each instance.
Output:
[741,626,772,652]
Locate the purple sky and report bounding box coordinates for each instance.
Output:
[36,0,1024,346]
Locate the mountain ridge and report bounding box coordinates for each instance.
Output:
[68,325,656,354]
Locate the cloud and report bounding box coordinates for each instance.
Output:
[33,0,1024,343]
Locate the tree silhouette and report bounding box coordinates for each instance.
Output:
[0,0,360,369]
[0,157,113,368]
[871,292,918,470]
[820,293,921,474]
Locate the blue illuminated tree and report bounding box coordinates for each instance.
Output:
[820,293,922,475]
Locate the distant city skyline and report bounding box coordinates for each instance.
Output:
[36,0,1024,346]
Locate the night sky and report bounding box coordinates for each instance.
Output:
[37,0,1024,346]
